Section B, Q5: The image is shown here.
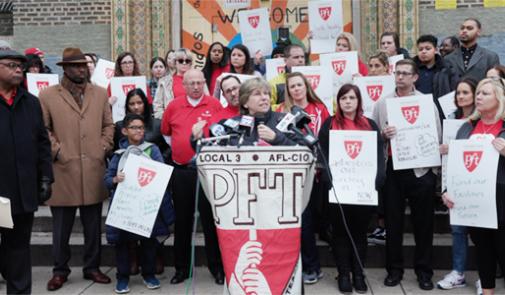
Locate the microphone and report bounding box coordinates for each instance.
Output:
[286,106,319,147]
[198,123,239,145]
[222,118,240,133]
[291,105,312,128]
[238,115,254,146]
[275,112,296,132]
[254,112,266,127]
[209,123,226,137]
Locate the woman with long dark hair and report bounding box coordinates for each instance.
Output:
[318,83,385,294]
[229,44,261,77]
[202,42,230,95]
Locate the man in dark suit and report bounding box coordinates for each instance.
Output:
[0,48,53,294]
[444,18,500,84]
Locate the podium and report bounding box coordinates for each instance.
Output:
[197,146,315,295]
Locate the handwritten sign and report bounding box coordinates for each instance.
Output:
[91,59,115,89]
[329,131,378,205]
[105,154,173,237]
[320,51,359,101]
[238,8,273,56]
[386,95,441,169]
[447,138,499,229]
[388,54,404,73]
[110,76,147,122]
[353,75,395,117]
[308,0,343,54]
[438,91,457,118]
[292,66,334,114]
[26,73,59,97]
[265,58,286,82]
[441,119,465,192]
[0,196,13,229]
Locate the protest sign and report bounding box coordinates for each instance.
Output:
[388,54,404,73]
[308,0,343,54]
[353,75,395,117]
[448,138,499,229]
[438,91,457,118]
[386,95,441,169]
[441,119,465,192]
[110,76,147,122]
[320,51,359,100]
[26,73,59,97]
[265,58,286,81]
[91,59,115,89]
[329,130,378,205]
[292,65,334,114]
[238,8,273,56]
[105,154,174,237]
[0,197,13,229]
[197,146,315,295]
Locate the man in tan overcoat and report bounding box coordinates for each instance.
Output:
[39,47,114,291]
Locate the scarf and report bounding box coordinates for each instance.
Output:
[61,74,87,108]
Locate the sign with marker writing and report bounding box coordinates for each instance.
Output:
[441,119,465,192]
[308,0,343,53]
[238,8,272,56]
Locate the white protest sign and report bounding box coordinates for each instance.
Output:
[441,119,465,192]
[110,76,147,122]
[448,138,499,229]
[353,75,395,118]
[386,95,441,169]
[320,51,359,100]
[106,154,173,237]
[265,58,286,81]
[308,0,343,54]
[329,131,378,205]
[216,73,255,108]
[292,65,334,114]
[438,91,457,118]
[388,54,404,73]
[238,8,273,56]
[26,73,59,97]
[0,197,13,229]
[91,59,115,89]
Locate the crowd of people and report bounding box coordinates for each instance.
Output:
[0,16,504,295]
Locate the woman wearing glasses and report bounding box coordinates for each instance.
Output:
[153,48,194,119]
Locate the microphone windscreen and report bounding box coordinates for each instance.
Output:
[209,123,226,136]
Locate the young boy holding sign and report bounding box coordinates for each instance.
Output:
[104,114,174,294]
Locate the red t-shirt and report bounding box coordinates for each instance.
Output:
[471,120,503,137]
[276,102,330,136]
[0,88,16,106]
[209,64,231,95]
[172,74,186,99]
[358,59,369,76]
[161,95,223,165]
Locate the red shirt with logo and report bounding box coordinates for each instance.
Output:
[161,95,223,164]
[471,120,503,137]
[276,102,330,136]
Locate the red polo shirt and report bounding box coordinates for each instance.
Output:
[205,104,240,136]
[161,94,223,165]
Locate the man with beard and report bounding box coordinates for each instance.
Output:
[444,18,500,84]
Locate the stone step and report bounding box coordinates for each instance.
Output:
[30,232,476,270]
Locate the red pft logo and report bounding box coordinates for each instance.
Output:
[305,75,321,89]
[344,140,362,159]
[138,167,156,187]
[401,105,420,124]
[122,84,136,95]
[105,68,115,79]
[331,60,347,76]
[277,65,285,74]
[463,151,483,172]
[366,85,383,101]
[318,6,332,21]
[248,15,260,28]
[36,81,49,90]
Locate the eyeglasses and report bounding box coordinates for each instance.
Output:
[0,62,23,70]
[127,125,145,131]
[120,60,134,65]
[394,71,414,77]
[176,59,192,65]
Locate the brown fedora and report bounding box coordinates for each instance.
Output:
[56,47,88,66]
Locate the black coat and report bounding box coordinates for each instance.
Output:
[0,87,53,215]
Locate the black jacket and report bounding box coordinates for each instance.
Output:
[318,116,386,192]
[414,54,455,100]
[0,87,53,215]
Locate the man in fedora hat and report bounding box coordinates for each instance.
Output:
[39,47,114,291]
[0,48,53,294]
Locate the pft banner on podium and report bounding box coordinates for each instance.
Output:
[197,146,315,295]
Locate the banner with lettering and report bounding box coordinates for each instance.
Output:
[238,8,273,56]
[353,75,395,117]
[447,138,499,229]
[386,95,441,169]
[110,76,147,123]
[441,119,465,192]
[26,73,59,97]
[292,65,334,114]
[388,54,404,73]
[308,0,343,54]
[329,130,378,205]
[319,51,359,101]
[197,146,315,295]
[105,154,174,237]
[91,59,116,89]
[265,58,286,82]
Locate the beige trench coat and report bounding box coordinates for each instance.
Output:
[39,83,114,206]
